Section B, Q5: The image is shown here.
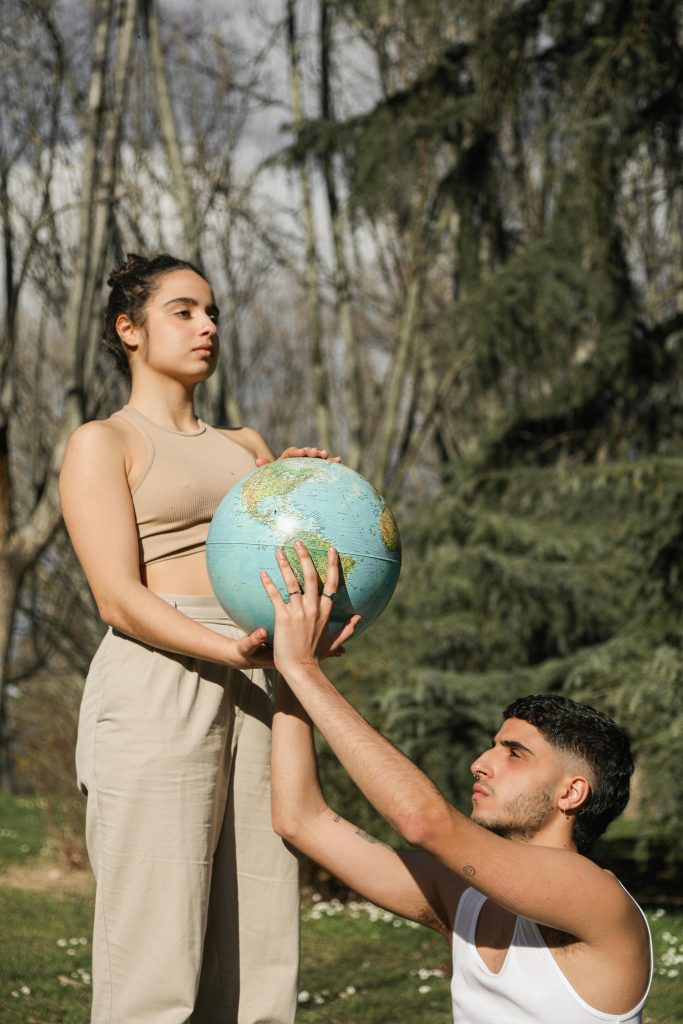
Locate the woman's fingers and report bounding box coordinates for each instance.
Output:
[279,446,329,460]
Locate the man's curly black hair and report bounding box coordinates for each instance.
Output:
[503,694,634,855]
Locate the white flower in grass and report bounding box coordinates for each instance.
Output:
[314,994,326,1004]
[20,985,31,995]
[57,938,68,947]
[667,969,679,978]
[418,985,431,994]
[297,991,310,1003]
[651,908,665,920]
[418,967,446,980]
[11,991,18,998]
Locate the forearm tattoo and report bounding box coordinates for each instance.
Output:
[331,814,393,851]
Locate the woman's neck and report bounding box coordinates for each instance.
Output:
[127,378,199,433]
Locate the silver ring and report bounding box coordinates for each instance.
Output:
[321,592,335,601]
[288,590,303,597]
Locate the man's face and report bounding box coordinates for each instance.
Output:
[469,718,566,842]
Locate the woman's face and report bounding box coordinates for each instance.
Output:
[123,269,220,383]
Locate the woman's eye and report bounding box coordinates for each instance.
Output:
[175,309,191,318]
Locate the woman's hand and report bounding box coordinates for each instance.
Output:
[255,446,342,467]
[228,628,275,671]
[260,541,360,675]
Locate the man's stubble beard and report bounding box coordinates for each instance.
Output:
[471,786,555,842]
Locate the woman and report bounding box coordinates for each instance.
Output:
[59,253,327,1024]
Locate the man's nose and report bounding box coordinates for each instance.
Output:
[471,751,491,777]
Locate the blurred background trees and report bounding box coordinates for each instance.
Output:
[1,0,681,872]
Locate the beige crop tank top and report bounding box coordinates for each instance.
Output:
[115,405,256,566]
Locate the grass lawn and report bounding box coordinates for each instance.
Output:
[1,795,682,1023]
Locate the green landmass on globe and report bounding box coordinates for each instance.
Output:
[206,458,401,641]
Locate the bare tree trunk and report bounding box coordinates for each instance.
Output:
[373,269,423,491]
[221,231,246,427]
[286,0,331,452]
[66,0,115,397]
[0,0,138,789]
[82,0,140,386]
[144,0,199,263]
[0,413,17,790]
[320,1,362,468]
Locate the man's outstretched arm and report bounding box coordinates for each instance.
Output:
[271,673,461,936]
[262,542,645,948]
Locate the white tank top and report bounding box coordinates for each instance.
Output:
[451,887,652,1023]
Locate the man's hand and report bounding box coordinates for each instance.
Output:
[255,446,342,467]
[260,541,359,673]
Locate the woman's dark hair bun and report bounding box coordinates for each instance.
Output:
[106,253,150,289]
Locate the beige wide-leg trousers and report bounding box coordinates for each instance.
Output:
[75,595,299,1024]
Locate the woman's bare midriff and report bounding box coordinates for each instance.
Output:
[142,550,216,597]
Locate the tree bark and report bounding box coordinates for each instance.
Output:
[0,0,138,789]
[145,0,199,263]
[320,1,363,468]
[286,0,331,452]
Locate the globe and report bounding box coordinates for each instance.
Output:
[206,458,401,642]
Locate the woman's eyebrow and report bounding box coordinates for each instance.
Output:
[163,296,220,316]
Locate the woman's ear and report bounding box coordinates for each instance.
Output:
[115,313,141,353]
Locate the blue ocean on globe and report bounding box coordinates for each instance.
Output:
[206,458,401,641]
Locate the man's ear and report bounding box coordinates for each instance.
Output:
[559,775,591,813]
[115,313,141,353]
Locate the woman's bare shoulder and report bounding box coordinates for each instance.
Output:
[217,425,272,460]
[64,412,130,461]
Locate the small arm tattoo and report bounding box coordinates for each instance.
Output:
[463,865,476,877]
[331,814,392,851]
[355,828,394,850]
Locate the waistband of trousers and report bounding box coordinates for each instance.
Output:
[155,592,235,622]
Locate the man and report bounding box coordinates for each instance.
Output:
[261,543,652,1023]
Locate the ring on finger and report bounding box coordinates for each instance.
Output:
[288,590,303,597]
[321,592,336,602]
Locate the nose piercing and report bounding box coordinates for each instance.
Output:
[472,772,480,782]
